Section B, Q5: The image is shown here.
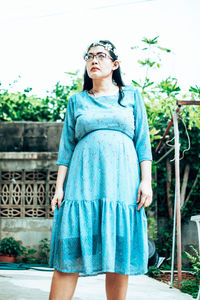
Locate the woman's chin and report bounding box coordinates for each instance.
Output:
[89,74,103,80]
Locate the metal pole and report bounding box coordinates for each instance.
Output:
[173,110,182,288]
[170,192,177,287]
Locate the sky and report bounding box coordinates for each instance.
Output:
[0,0,200,97]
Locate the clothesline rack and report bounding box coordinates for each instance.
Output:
[155,99,200,289]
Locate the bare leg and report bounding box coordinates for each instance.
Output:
[49,269,79,300]
[105,272,129,300]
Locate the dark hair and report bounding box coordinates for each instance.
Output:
[83,40,126,107]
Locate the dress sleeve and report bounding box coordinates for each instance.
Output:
[56,96,76,167]
[133,88,153,163]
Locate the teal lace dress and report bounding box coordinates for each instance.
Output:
[49,85,153,277]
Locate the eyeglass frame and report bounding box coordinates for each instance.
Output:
[84,52,114,62]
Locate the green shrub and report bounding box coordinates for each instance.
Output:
[0,237,23,257]
[180,245,200,298]
[38,238,50,264]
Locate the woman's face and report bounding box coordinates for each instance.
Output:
[85,45,119,80]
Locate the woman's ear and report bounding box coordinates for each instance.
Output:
[113,60,119,71]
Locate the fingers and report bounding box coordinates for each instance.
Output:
[57,200,62,210]
[137,195,146,211]
[137,194,152,211]
[51,193,63,213]
[51,197,57,213]
[136,187,141,204]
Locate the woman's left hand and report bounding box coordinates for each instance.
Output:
[136,180,153,210]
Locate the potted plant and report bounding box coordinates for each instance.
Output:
[0,237,24,263]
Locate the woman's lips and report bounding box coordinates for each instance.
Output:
[91,67,100,71]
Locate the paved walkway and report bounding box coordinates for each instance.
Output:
[0,269,193,300]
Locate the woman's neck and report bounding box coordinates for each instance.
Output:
[91,79,118,96]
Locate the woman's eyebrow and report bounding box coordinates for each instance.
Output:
[88,51,106,55]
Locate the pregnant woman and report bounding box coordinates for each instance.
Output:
[49,40,153,300]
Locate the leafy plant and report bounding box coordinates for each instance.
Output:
[185,245,200,279]
[189,85,200,98]
[0,237,24,257]
[0,71,83,122]
[38,238,50,264]
[131,35,172,91]
[20,245,37,263]
[179,245,200,298]
[147,265,162,277]
[147,217,158,241]
[155,223,173,257]
[157,77,181,96]
[180,280,199,298]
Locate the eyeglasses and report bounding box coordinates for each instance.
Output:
[84,52,113,62]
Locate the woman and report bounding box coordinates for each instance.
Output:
[49,40,153,300]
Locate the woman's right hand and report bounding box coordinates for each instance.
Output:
[51,188,64,213]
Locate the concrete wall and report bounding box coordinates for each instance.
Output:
[0,219,53,249]
[0,122,60,251]
[0,121,63,152]
[0,152,58,170]
[182,221,198,253]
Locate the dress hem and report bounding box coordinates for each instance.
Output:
[49,265,148,277]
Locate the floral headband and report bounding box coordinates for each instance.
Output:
[85,41,119,58]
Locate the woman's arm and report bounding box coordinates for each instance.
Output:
[56,165,68,191]
[140,160,152,183]
[51,96,76,212]
[132,87,153,211]
[133,88,153,163]
[137,160,153,211]
[51,165,68,212]
[56,96,76,167]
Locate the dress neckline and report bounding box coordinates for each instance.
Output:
[85,87,125,99]
[85,91,118,99]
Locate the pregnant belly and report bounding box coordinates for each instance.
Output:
[76,129,134,152]
[65,129,140,203]
[73,129,139,168]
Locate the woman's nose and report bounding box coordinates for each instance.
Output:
[91,55,98,63]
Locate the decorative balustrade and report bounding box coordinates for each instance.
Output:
[0,169,56,218]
